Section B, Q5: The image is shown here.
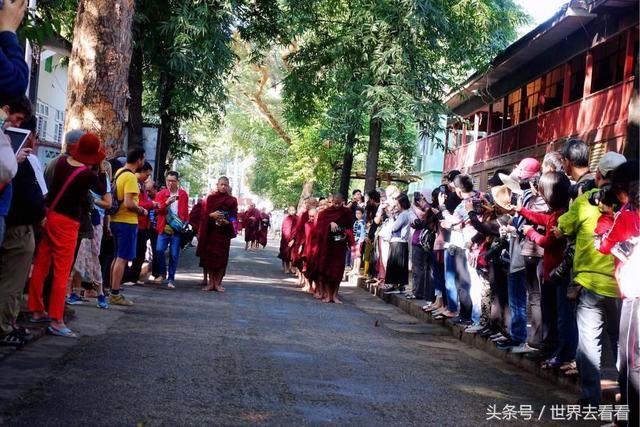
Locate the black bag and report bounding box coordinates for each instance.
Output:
[419,228,436,252]
[105,169,134,216]
[179,223,196,249]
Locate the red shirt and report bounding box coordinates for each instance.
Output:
[155,188,189,234]
[520,207,566,282]
[137,180,155,230]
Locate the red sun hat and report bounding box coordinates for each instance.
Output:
[68,132,106,165]
[511,157,541,180]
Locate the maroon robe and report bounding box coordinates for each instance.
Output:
[312,206,354,283]
[290,210,309,268]
[278,214,298,261]
[258,212,270,247]
[189,199,204,235]
[302,219,319,279]
[196,192,238,271]
[244,207,260,243]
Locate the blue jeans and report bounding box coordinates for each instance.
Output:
[431,250,445,299]
[444,249,458,313]
[554,277,578,362]
[508,270,527,344]
[156,232,181,282]
[576,288,620,405]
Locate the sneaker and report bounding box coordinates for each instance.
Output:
[511,343,537,354]
[465,325,484,334]
[66,293,84,305]
[0,331,25,347]
[496,340,521,350]
[108,294,133,306]
[97,295,108,309]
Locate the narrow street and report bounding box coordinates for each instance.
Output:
[0,239,584,426]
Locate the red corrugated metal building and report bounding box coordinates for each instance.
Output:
[443,0,638,189]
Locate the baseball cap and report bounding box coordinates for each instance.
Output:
[597,151,626,177]
[511,158,541,180]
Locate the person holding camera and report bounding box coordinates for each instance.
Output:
[512,172,576,369]
[554,151,626,406]
[154,171,189,289]
[594,161,639,426]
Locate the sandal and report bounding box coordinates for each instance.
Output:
[12,326,31,338]
[0,332,25,347]
[47,325,78,338]
[29,316,52,324]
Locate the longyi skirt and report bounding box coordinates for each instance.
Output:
[385,241,409,286]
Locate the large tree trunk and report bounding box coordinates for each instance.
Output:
[339,131,356,198]
[155,71,175,183]
[127,37,144,148]
[64,0,135,154]
[298,180,314,211]
[364,114,382,193]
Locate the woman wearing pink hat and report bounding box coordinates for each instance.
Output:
[28,133,108,338]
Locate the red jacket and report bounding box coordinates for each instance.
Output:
[520,207,566,282]
[155,188,189,234]
[137,182,155,230]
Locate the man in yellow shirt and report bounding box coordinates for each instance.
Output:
[109,147,147,306]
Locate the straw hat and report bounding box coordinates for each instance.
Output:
[491,185,513,211]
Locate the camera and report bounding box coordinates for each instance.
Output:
[472,198,484,214]
[438,184,448,194]
[569,179,597,200]
[588,184,617,208]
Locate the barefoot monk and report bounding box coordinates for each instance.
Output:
[196,176,238,292]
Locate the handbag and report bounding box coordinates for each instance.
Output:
[166,210,185,234]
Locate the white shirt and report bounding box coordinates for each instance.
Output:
[27,154,47,196]
[169,190,179,215]
[0,133,17,183]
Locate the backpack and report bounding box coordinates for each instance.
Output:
[105,169,134,216]
[419,227,437,252]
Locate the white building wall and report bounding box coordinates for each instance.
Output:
[34,51,69,166]
[36,52,68,144]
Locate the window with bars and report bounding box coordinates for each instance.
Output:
[524,78,543,120]
[589,142,608,174]
[569,54,586,102]
[592,33,626,93]
[37,116,48,140]
[54,123,63,144]
[544,66,564,111]
[505,89,522,128]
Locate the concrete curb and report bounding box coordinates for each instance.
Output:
[355,276,619,403]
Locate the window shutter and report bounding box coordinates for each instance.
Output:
[589,142,607,173]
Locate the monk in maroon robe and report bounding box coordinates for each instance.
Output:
[278,206,298,273]
[290,198,317,287]
[196,177,238,292]
[258,209,270,248]
[244,203,260,250]
[312,194,353,303]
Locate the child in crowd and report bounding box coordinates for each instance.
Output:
[351,207,366,275]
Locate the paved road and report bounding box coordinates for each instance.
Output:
[0,239,587,426]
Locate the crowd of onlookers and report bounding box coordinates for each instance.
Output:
[0,1,191,343]
[346,139,637,425]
